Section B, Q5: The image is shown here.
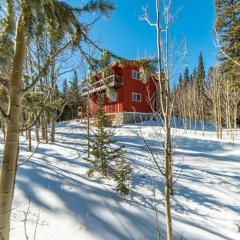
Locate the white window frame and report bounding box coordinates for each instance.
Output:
[131,70,141,80]
[132,92,141,102]
[109,91,118,103]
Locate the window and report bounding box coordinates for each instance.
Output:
[98,94,105,105]
[132,92,141,102]
[131,70,141,80]
[109,91,118,102]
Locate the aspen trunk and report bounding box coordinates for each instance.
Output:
[50,119,55,142]
[0,14,27,240]
[218,103,222,139]
[25,129,28,140]
[35,123,40,143]
[28,128,32,152]
[1,116,5,140]
[44,118,48,143]
[234,105,237,137]
[164,116,173,240]
[156,0,173,238]
[40,116,45,140]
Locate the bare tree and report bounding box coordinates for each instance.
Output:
[140,1,185,239]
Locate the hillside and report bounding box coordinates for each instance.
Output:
[1,121,239,240]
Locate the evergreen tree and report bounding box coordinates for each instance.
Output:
[112,150,132,195]
[60,79,72,121]
[214,0,240,85]
[189,74,193,83]
[196,52,205,95]
[178,74,183,85]
[69,70,80,101]
[62,78,68,98]
[68,70,80,118]
[183,66,190,83]
[192,67,197,81]
[87,106,123,177]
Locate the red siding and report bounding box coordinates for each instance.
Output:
[122,64,156,113]
[88,63,156,114]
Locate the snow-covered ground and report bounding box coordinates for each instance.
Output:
[0,121,239,240]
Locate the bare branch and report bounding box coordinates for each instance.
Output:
[133,127,165,176]
[0,106,9,120]
[21,41,71,94]
[140,7,156,27]
[20,90,51,132]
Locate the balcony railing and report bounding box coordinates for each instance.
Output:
[81,75,123,96]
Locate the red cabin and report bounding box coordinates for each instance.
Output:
[80,62,157,125]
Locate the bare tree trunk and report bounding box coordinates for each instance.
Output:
[50,120,55,142]
[164,113,173,239]
[156,0,173,238]
[44,118,48,143]
[87,89,90,159]
[28,128,32,152]
[1,116,5,140]
[234,103,238,137]
[40,116,45,140]
[25,129,29,140]
[0,14,28,240]
[35,123,40,143]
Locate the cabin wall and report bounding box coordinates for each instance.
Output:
[88,63,156,115]
[122,65,156,113]
[89,88,123,115]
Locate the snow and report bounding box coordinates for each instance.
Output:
[0,120,239,240]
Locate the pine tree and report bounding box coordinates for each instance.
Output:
[62,78,68,98]
[214,0,240,64]
[183,66,190,83]
[196,52,206,135]
[87,106,123,177]
[113,150,132,195]
[69,71,79,101]
[192,67,197,81]
[214,0,240,85]
[196,52,205,95]
[68,70,80,118]
[178,74,183,85]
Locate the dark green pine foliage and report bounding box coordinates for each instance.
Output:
[178,74,183,85]
[68,70,80,118]
[214,0,240,86]
[192,67,197,81]
[60,79,72,120]
[196,52,205,95]
[87,106,123,177]
[183,66,190,83]
[62,78,68,98]
[112,150,132,195]
[189,74,193,83]
[69,70,80,102]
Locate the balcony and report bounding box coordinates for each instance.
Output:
[81,75,123,96]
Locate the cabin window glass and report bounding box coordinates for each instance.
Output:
[132,70,141,80]
[132,92,141,102]
[109,91,118,102]
[98,94,105,105]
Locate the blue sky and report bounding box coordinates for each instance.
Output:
[89,0,217,75]
[67,0,217,80]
